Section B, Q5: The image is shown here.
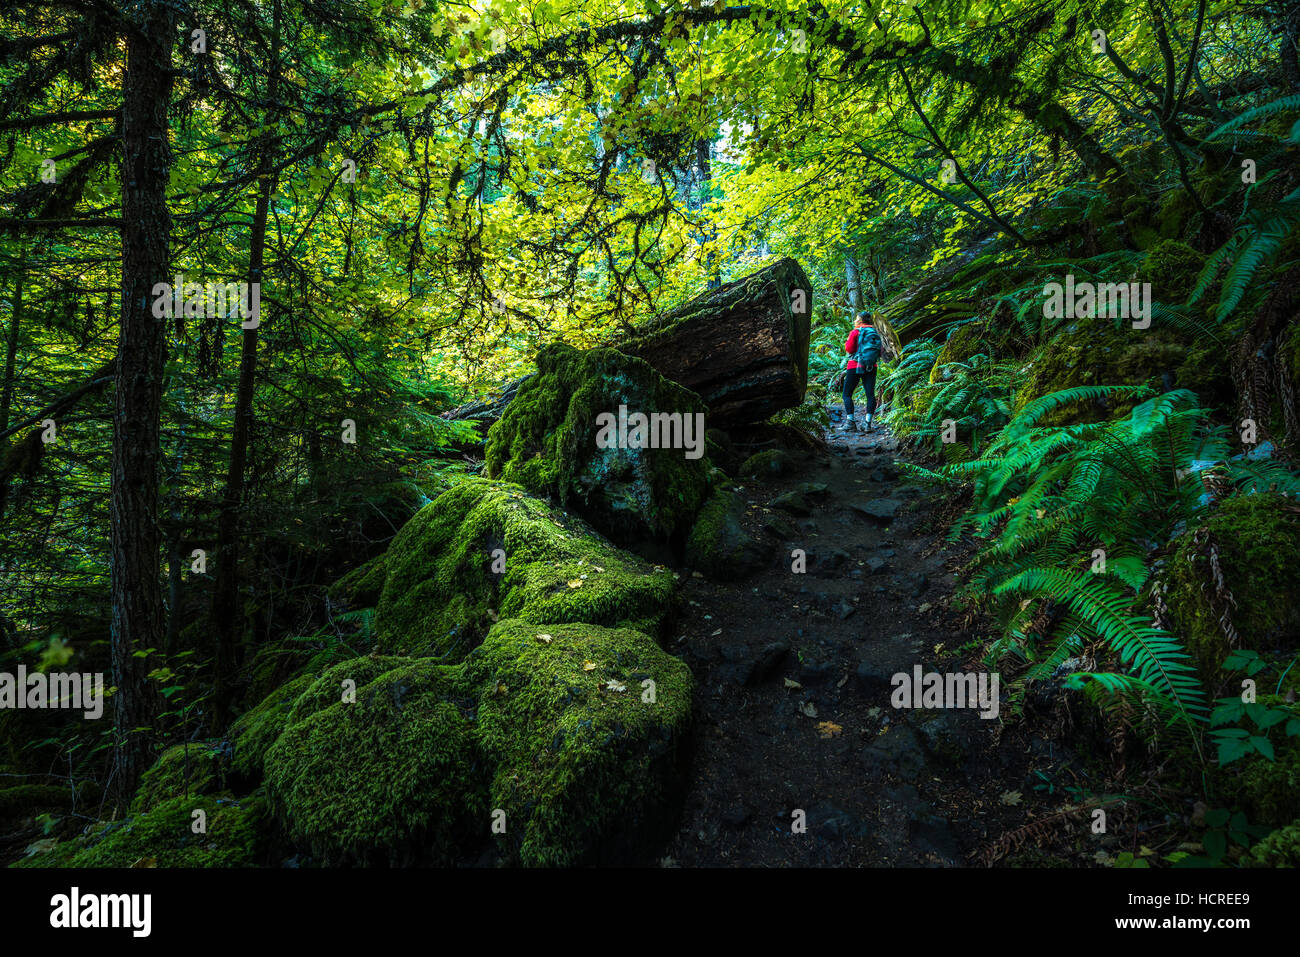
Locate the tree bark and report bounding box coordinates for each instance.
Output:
[0,246,27,524]
[845,252,862,314]
[111,0,176,801]
[617,257,813,428]
[211,0,282,727]
[445,260,814,434]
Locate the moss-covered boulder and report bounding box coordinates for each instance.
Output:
[0,783,97,825]
[131,741,226,813]
[1239,740,1300,827]
[264,659,480,866]
[327,553,389,608]
[485,343,711,542]
[16,794,268,868]
[1137,239,1206,304]
[684,488,770,581]
[228,672,315,780]
[1013,320,1193,425]
[1164,494,1300,678]
[930,320,994,383]
[263,620,693,866]
[1244,818,1300,867]
[370,478,677,657]
[464,619,692,866]
[737,449,795,479]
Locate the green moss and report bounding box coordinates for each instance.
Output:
[1244,819,1300,867]
[1165,494,1300,677]
[131,742,225,813]
[737,449,794,479]
[285,655,413,726]
[1282,321,1300,392]
[1013,320,1190,425]
[327,553,389,608]
[1137,239,1206,303]
[684,488,769,581]
[371,478,677,658]
[228,672,315,780]
[1239,741,1300,828]
[484,343,711,541]
[264,658,481,865]
[262,618,694,867]
[930,321,992,383]
[18,794,268,868]
[0,784,93,823]
[464,619,693,866]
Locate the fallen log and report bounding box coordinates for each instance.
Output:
[441,257,813,435]
[615,257,813,428]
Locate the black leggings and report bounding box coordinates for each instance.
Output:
[843,368,877,416]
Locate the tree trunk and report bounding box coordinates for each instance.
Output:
[0,246,27,524]
[111,0,176,801]
[211,0,282,727]
[617,257,813,428]
[844,252,862,315]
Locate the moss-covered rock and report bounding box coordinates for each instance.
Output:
[285,655,413,726]
[737,449,795,479]
[1164,494,1300,678]
[131,742,225,813]
[228,672,315,780]
[485,343,711,542]
[263,620,693,867]
[463,619,693,866]
[684,488,770,581]
[371,478,677,657]
[1137,239,1206,303]
[1013,320,1191,425]
[930,321,994,383]
[327,553,389,608]
[1239,741,1300,828]
[17,794,268,868]
[0,783,96,825]
[264,658,480,866]
[1244,818,1300,867]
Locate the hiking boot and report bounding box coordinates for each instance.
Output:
[842,417,857,432]
[861,415,874,432]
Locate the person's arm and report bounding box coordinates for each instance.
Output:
[845,328,858,355]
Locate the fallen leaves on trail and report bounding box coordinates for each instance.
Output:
[535,633,552,644]
[816,721,843,738]
[604,679,627,692]
[1000,790,1023,806]
[567,579,584,588]
[582,660,597,671]
[799,701,819,718]
[783,677,802,689]
[710,628,722,636]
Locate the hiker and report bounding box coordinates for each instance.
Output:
[842,311,883,432]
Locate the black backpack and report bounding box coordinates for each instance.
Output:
[853,326,882,367]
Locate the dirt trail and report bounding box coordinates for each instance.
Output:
[664,415,1037,867]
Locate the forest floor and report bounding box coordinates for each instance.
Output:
[663,412,1071,867]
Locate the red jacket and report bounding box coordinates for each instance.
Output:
[846,327,865,370]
